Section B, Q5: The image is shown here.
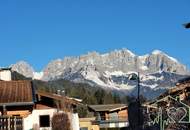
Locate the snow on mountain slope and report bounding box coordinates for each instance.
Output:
[152,50,178,62]
[11,49,189,99]
[33,72,44,80]
[42,49,188,80]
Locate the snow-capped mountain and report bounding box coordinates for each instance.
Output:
[43,49,188,80]
[33,72,44,80]
[11,61,43,80]
[11,61,34,78]
[10,49,189,98]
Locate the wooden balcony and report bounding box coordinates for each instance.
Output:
[92,116,129,128]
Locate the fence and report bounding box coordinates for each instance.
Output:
[0,116,23,130]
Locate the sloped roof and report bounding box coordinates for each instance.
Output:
[88,104,127,112]
[0,80,35,106]
[36,91,82,105]
[177,76,190,85]
[0,67,11,71]
[156,77,190,98]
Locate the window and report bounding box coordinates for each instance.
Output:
[39,115,50,127]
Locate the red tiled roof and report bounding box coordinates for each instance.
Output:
[0,80,34,105]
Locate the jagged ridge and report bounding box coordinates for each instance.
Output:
[11,49,190,99]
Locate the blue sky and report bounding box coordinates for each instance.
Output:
[0,0,190,71]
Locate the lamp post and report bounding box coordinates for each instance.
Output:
[128,72,140,103]
[128,72,143,130]
[137,72,140,105]
[137,72,141,129]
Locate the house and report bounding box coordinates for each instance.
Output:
[79,117,99,130]
[0,80,35,130]
[167,77,190,101]
[24,90,81,130]
[81,104,129,130]
[144,77,190,129]
[146,77,190,110]
[0,68,81,130]
[0,80,35,116]
[154,76,190,106]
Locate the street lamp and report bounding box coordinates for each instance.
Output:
[128,72,143,130]
[128,72,140,103]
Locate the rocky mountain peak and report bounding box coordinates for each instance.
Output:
[152,49,164,55]
[11,61,34,78]
[151,49,178,63]
[10,49,189,81]
[41,49,189,80]
[9,49,190,99]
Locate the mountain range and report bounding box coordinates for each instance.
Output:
[10,49,190,99]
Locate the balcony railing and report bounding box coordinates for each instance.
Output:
[0,116,23,130]
[92,116,128,125]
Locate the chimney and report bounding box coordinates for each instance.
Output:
[57,90,61,95]
[61,90,65,96]
[0,68,12,81]
[56,90,65,96]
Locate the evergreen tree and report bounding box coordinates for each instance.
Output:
[94,89,105,104]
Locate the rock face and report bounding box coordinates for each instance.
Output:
[11,61,34,78]
[42,49,188,80]
[10,49,190,99]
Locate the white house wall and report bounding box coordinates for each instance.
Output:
[23,109,80,130]
[23,109,58,130]
[0,70,11,81]
[70,113,80,130]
